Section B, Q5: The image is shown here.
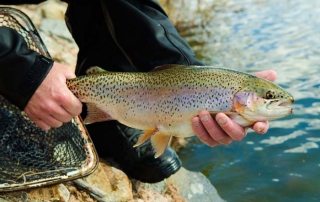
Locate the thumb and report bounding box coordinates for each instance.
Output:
[254,70,277,82]
[55,63,77,79]
[64,68,77,80]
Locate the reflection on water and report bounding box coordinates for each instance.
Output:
[178,0,320,201]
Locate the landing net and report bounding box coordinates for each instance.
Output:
[0,7,98,192]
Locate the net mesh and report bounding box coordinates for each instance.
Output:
[0,7,98,192]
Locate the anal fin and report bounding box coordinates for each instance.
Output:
[150,131,172,158]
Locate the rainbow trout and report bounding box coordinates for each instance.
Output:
[67,65,294,158]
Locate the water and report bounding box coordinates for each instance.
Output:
[177,0,320,201]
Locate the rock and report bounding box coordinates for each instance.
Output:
[131,180,186,202]
[0,184,70,202]
[133,179,167,194]
[65,183,95,202]
[39,18,74,42]
[167,167,226,202]
[36,19,78,67]
[37,29,79,67]
[38,18,78,67]
[32,0,67,26]
[73,159,133,202]
[131,168,222,202]
[56,184,70,202]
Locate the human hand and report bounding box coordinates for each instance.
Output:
[24,62,82,130]
[191,70,277,147]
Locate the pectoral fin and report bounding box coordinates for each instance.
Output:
[84,103,115,124]
[150,132,172,158]
[233,92,251,113]
[133,128,171,158]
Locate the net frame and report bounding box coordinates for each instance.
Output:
[0,7,98,192]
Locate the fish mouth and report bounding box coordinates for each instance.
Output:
[279,97,294,107]
[267,98,294,110]
[279,98,294,114]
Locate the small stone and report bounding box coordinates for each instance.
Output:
[56,184,70,202]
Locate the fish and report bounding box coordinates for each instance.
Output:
[66,65,294,158]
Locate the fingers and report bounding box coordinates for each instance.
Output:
[192,111,251,148]
[25,86,83,130]
[23,62,83,130]
[60,90,83,117]
[200,112,234,145]
[27,110,63,129]
[31,118,51,131]
[215,113,247,141]
[50,63,82,116]
[251,121,269,134]
[192,116,219,147]
[25,102,64,130]
[192,111,235,146]
[25,104,81,131]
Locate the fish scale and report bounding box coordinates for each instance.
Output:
[67,64,293,158]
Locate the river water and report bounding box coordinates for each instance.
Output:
[177,0,320,201]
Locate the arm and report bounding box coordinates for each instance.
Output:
[0,27,82,130]
[0,26,52,109]
[192,70,277,147]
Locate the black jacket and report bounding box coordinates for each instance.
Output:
[0,26,53,109]
[0,0,202,110]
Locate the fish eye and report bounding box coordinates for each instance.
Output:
[266,90,275,99]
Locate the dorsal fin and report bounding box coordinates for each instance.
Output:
[150,64,186,72]
[86,66,107,75]
[150,131,172,158]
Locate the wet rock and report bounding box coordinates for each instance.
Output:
[167,167,226,202]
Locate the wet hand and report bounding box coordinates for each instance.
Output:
[192,70,277,147]
[24,62,82,130]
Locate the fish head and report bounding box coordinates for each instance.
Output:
[233,76,294,124]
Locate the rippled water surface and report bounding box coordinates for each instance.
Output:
[178,0,320,201]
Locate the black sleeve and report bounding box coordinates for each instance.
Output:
[0,1,47,4]
[0,27,53,110]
